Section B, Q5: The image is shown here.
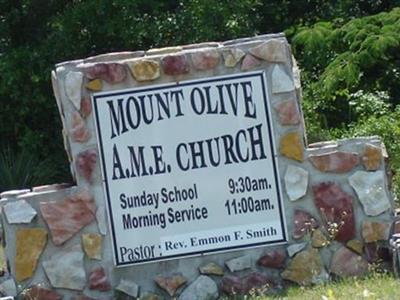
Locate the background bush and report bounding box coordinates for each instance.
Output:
[1,0,399,192]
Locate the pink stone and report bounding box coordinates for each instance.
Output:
[293,209,319,239]
[76,149,97,182]
[154,274,187,296]
[221,272,274,295]
[40,191,96,245]
[275,100,300,125]
[313,182,355,242]
[257,249,287,268]
[308,151,359,173]
[330,247,368,277]
[191,49,220,70]
[80,96,92,118]
[70,111,90,143]
[241,54,261,71]
[83,63,126,84]
[23,286,62,300]
[161,54,190,75]
[89,267,111,291]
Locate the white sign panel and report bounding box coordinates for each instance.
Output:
[92,71,287,266]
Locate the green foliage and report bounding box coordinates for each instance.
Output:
[0,146,61,192]
[293,8,400,115]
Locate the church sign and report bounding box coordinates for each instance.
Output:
[92,71,287,266]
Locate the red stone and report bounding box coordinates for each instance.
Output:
[71,111,90,143]
[241,54,261,71]
[293,209,319,239]
[80,96,92,118]
[275,100,300,125]
[40,191,96,245]
[76,149,97,182]
[221,272,275,295]
[191,50,220,70]
[83,63,126,84]
[313,182,355,242]
[309,151,359,173]
[23,286,62,300]
[258,249,287,268]
[89,267,111,292]
[161,54,190,76]
[330,247,368,277]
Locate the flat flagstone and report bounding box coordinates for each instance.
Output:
[76,148,97,182]
[70,111,91,143]
[249,39,288,62]
[65,71,83,110]
[241,54,261,71]
[3,200,37,224]
[42,244,86,290]
[116,279,140,298]
[0,278,17,296]
[129,59,160,82]
[191,49,220,70]
[362,143,382,171]
[284,165,308,201]
[275,99,301,125]
[15,228,47,282]
[82,233,102,260]
[309,151,359,173]
[88,267,111,291]
[272,64,295,94]
[40,191,96,245]
[349,170,391,216]
[313,182,355,242]
[280,132,304,161]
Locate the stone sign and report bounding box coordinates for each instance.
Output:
[0,33,396,299]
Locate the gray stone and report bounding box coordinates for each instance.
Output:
[65,71,83,110]
[349,170,391,216]
[249,39,288,62]
[284,165,308,201]
[287,242,307,257]
[225,255,251,272]
[116,279,139,298]
[178,275,218,300]
[3,200,37,224]
[272,65,295,94]
[0,278,17,297]
[96,205,108,235]
[42,244,86,291]
[0,189,30,198]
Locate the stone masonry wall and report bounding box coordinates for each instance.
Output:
[0,33,396,299]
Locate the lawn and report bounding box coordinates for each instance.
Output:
[221,272,400,300]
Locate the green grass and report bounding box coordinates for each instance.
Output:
[223,272,400,300]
